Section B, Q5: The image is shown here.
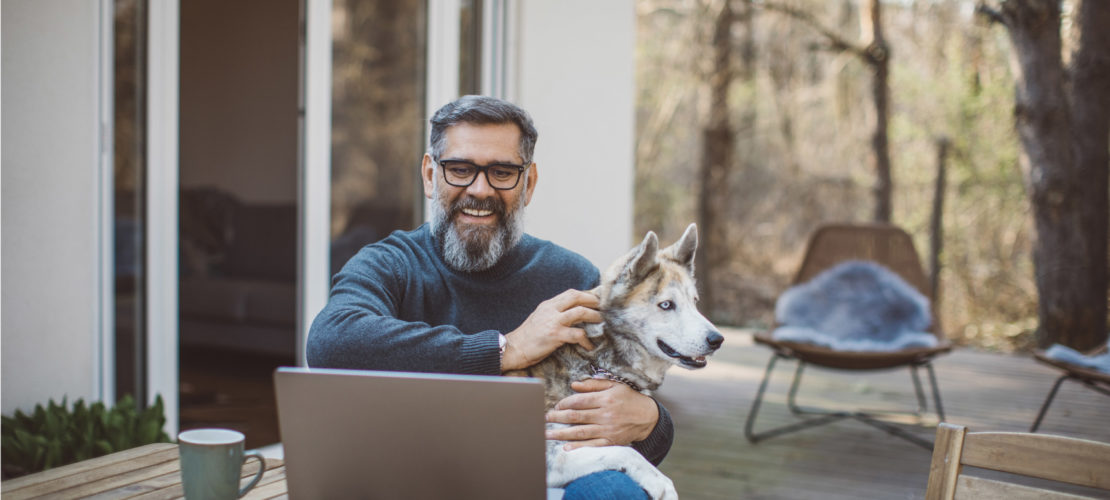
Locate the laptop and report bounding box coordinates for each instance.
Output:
[274,367,548,499]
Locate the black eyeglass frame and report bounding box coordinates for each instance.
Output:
[435,158,528,190]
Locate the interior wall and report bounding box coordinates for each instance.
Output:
[1,0,105,415]
[516,0,636,269]
[180,0,299,205]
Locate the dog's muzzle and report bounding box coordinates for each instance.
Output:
[657,330,723,369]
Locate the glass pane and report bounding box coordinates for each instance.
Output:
[114,0,147,406]
[178,0,300,449]
[330,0,428,277]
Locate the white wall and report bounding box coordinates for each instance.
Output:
[516,0,636,269]
[2,0,107,415]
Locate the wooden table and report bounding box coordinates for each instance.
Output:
[1,443,288,499]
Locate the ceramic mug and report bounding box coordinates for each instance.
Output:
[178,428,266,500]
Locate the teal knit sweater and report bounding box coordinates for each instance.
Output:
[306,223,673,465]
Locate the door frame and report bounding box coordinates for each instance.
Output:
[298,0,333,367]
[146,0,180,437]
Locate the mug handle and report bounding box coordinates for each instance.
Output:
[237,452,266,498]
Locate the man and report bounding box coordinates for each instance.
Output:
[307,95,672,499]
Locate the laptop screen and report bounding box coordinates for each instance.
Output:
[274,367,547,499]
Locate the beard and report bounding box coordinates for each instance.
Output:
[430,183,527,273]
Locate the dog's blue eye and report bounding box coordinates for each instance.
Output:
[658,300,674,311]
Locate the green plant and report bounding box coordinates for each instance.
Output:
[1,394,170,479]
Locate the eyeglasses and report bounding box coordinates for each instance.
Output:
[436,159,527,190]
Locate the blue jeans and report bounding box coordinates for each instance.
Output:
[562,470,649,500]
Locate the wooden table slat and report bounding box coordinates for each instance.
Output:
[83,469,188,500]
[49,459,182,499]
[1,443,286,500]
[241,467,289,500]
[3,445,180,500]
[124,459,284,500]
[1,444,176,494]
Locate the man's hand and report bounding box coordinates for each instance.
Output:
[501,289,601,372]
[544,378,659,450]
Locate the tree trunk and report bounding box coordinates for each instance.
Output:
[697,0,734,319]
[930,136,950,320]
[1067,0,1110,348]
[996,0,1109,349]
[866,0,893,223]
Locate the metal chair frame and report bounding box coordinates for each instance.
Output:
[1030,352,1110,432]
[744,353,945,450]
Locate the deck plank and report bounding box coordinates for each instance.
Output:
[654,329,1110,500]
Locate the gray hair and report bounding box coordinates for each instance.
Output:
[428,95,538,164]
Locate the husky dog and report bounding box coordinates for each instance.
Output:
[507,223,723,499]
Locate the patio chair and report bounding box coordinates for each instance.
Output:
[743,223,953,450]
[925,423,1110,499]
[1029,345,1110,432]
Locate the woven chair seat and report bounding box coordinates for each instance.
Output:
[1033,350,1110,384]
[753,331,952,370]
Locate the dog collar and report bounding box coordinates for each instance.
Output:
[589,364,644,392]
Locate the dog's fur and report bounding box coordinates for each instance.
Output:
[507,223,723,499]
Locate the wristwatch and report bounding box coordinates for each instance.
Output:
[498,333,507,357]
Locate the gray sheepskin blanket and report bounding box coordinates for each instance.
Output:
[772,260,937,351]
[1045,341,1110,374]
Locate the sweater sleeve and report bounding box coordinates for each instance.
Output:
[305,244,502,375]
[630,398,674,466]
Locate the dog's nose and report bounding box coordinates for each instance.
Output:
[706,330,724,351]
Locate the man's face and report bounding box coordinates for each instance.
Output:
[422,122,538,272]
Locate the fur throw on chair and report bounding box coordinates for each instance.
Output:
[772,260,937,351]
[1045,342,1110,374]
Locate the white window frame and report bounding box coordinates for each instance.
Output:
[98,0,116,407]
[299,0,333,366]
[147,0,181,437]
[481,0,519,101]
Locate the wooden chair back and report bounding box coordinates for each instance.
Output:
[794,223,940,336]
[925,423,1110,499]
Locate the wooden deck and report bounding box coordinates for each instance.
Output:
[654,328,1110,500]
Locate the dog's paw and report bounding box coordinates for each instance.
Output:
[636,470,677,500]
[619,456,677,500]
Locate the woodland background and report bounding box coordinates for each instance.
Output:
[633,0,1108,352]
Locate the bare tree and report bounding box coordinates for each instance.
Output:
[978,0,1110,349]
[930,136,950,316]
[697,0,735,316]
[759,0,893,223]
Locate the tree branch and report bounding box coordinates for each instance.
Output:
[975,2,1008,26]
[754,1,868,60]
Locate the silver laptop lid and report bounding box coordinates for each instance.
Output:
[274,367,547,500]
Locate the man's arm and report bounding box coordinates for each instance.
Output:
[307,304,503,374]
[544,379,675,465]
[306,246,502,374]
[631,400,673,466]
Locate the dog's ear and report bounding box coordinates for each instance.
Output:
[619,231,659,283]
[663,223,698,273]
